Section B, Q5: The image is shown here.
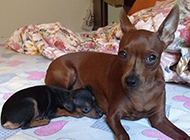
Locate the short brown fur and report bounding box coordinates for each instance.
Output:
[45,5,190,140]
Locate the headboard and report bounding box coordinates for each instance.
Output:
[93,0,136,30]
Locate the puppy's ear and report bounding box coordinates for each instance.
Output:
[81,85,95,97]
[82,85,92,91]
[120,7,133,33]
[63,98,75,112]
[157,5,179,48]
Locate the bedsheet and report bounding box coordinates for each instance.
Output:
[0,38,190,139]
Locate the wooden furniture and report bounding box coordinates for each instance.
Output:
[93,0,136,30]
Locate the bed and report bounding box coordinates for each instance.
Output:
[0,0,190,139]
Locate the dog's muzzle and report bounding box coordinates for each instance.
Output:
[125,75,139,88]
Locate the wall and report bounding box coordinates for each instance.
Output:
[108,5,131,24]
[108,5,120,24]
[0,0,91,37]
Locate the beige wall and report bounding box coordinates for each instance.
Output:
[108,5,131,24]
[108,5,120,24]
[0,0,91,37]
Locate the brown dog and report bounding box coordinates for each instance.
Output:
[45,5,190,140]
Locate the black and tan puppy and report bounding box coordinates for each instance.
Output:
[1,85,103,129]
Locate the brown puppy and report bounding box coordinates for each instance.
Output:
[45,5,190,140]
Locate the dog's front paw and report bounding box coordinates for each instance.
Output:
[118,135,130,140]
[34,116,44,121]
[183,135,190,140]
[74,112,83,118]
[21,123,30,129]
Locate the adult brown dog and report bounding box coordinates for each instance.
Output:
[45,5,190,140]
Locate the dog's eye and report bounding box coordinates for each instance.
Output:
[82,106,92,113]
[118,50,127,59]
[146,53,157,64]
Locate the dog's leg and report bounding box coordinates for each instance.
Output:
[56,108,83,118]
[27,117,50,128]
[149,114,190,140]
[45,60,76,89]
[107,110,130,140]
[2,121,22,129]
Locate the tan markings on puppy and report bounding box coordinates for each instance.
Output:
[2,121,22,129]
[76,102,101,119]
[85,102,90,107]
[92,96,95,101]
[29,99,51,128]
[32,99,38,120]
[83,109,99,118]
[29,118,50,128]
[56,108,83,118]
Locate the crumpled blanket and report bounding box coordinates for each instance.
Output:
[6,22,121,59]
[5,0,190,84]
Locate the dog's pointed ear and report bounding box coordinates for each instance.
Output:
[157,5,179,47]
[82,85,92,91]
[63,98,75,112]
[120,7,133,33]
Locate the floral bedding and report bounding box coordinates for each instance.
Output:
[5,22,120,59]
[5,0,190,84]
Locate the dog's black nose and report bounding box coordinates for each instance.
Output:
[97,108,103,118]
[125,76,139,88]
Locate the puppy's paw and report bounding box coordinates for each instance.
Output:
[73,112,83,118]
[42,118,51,124]
[34,116,44,121]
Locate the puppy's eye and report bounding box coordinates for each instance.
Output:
[118,50,127,59]
[146,53,157,65]
[82,106,92,113]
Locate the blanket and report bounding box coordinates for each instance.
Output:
[5,0,190,84]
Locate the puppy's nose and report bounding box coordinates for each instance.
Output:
[97,108,103,118]
[125,76,139,88]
